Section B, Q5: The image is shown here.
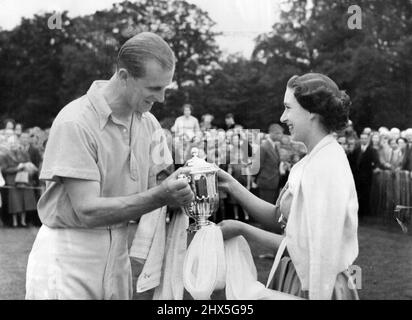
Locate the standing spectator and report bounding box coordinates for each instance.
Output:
[171,103,200,142]
[278,134,294,190]
[344,120,358,139]
[337,136,348,154]
[370,131,381,150]
[346,135,358,174]
[0,135,9,226]
[378,133,392,170]
[224,113,236,131]
[4,118,15,131]
[387,138,403,170]
[171,103,200,166]
[227,133,249,221]
[390,127,401,140]
[15,123,23,139]
[402,129,412,171]
[4,128,17,144]
[351,133,379,219]
[21,132,43,226]
[2,141,38,227]
[200,113,216,133]
[252,123,282,232]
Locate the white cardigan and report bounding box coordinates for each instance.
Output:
[285,135,359,300]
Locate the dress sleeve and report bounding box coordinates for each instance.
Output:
[39,121,100,182]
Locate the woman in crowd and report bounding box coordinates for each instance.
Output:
[378,133,393,170]
[217,73,359,300]
[2,140,38,227]
[396,137,408,170]
[388,138,403,170]
[227,133,250,221]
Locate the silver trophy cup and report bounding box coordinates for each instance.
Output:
[178,148,220,233]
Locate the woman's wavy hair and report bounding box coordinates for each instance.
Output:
[287,73,351,133]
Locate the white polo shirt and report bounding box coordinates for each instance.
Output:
[37,81,173,228]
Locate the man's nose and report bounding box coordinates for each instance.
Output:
[155,90,165,103]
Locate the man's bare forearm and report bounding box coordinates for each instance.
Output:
[79,184,168,227]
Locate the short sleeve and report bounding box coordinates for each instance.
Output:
[39,121,100,182]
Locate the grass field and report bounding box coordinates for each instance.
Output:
[0,218,411,300]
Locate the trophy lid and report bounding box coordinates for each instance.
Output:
[185,147,219,174]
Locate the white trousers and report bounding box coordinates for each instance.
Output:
[25,225,132,300]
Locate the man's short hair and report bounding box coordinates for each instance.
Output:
[182,104,193,113]
[117,32,175,78]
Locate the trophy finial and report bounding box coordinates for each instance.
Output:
[191,147,199,158]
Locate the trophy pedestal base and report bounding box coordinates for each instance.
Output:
[187,221,213,234]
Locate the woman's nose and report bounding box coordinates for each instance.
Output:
[280,111,287,123]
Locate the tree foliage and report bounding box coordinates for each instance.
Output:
[0,0,220,127]
[0,0,411,132]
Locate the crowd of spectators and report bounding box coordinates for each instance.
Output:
[0,119,49,227]
[1,108,411,228]
[335,123,412,223]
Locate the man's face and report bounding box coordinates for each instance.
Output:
[225,117,234,126]
[347,139,356,152]
[269,128,283,142]
[5,122,14,130]
[19,133,30,147]
[183,107,191,117]
[15,125,22,136]
[124,60,174,114]
[360,134,369,146]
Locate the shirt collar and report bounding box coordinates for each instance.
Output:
[86,80,147,130]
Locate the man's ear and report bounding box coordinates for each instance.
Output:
[117,68,129,82]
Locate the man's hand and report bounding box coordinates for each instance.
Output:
[159,167,194,207]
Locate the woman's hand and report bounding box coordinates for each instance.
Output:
[217,219,246,240]
[217,168,236,195]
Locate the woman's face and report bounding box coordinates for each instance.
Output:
[380,135,389,146]
[5,121,14,130]
[398,139,406,150]
[280,87,311,143]
[371,134,380,146]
